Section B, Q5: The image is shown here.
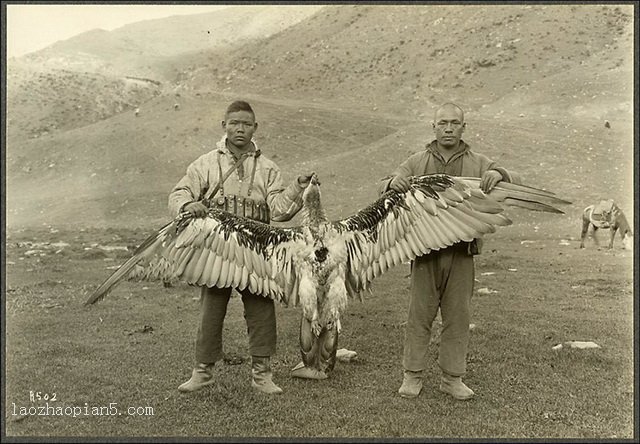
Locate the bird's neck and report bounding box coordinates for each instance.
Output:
[303,205,328,226]
[302,185,328,226]
[302,193,328,226]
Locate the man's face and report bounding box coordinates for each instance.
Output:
[222,110,257,149]
[432,106,465,149]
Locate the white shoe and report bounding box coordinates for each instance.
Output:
[439,373,474,400]
[251,357,283,394]
[398,370,423,398]
[178,364,215,393]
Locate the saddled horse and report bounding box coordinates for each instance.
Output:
[580,199,633,250]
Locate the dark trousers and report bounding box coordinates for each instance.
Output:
[402,243,475,376]
[195,286,276,365]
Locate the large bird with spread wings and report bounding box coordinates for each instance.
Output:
[85,174,570,376]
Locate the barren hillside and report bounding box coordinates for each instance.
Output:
[185,4,632,114]
[5,4,634,232]
[6,64,161,140]
[6,6,321,141]
[20,5,322,79]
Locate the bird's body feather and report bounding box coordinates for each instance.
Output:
[86,174,570,371]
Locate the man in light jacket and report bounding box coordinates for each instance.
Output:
[169,100,314,394]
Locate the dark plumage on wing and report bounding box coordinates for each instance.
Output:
[85,173,570,375]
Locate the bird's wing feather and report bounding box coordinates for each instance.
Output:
[84,218,180,305]
[85,209,305,306]
[458,177,572,213]
[332,174,570,295]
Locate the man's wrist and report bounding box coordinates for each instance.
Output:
[491,168,507,181]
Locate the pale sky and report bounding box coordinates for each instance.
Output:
[6,4,230,57]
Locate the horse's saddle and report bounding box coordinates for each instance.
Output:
[589,199,615,228]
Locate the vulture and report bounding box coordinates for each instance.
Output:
[85,174,570,377]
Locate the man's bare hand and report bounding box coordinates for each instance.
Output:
[480,170,503,193]
[182,201,208,218]
[389,176,411,193]
[298,172,317,187]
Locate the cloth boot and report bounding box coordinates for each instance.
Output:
[398,370,423,398]
[439,372,474,400]
[178,363,215,393]
[251,356,283,394]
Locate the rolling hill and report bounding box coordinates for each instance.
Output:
[183,4,633,114]
[6,5,322,140]
[19,5,322,79]
[5,4,634,232]
[6,63,162,140]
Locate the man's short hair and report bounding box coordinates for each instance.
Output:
[226,100,255,118]
[434,102,465,121]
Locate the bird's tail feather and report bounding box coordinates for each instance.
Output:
[84,219,178,305]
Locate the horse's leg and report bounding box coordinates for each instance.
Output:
[592,226,600,247]
[609,225,618,249]
[580,217,590,248]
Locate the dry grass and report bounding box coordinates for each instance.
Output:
[4,227,634,439]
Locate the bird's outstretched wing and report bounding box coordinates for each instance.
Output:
[458,177,572,213]
[84,210,307,306]
[332,174,571,296]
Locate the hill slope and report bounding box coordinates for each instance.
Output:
[19,6,322,80]
[185,4,632,114]
[6,6,323,141]
[5,4,634,232]
[6,64,161,140]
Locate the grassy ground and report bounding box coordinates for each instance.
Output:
[4,227,634,439]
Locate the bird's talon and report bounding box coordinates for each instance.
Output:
[311,320,322,337]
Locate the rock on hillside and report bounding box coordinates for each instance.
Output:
[185,4,632,114]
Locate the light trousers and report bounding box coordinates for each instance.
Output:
[195,286,276,365]
[402,243,475,376]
